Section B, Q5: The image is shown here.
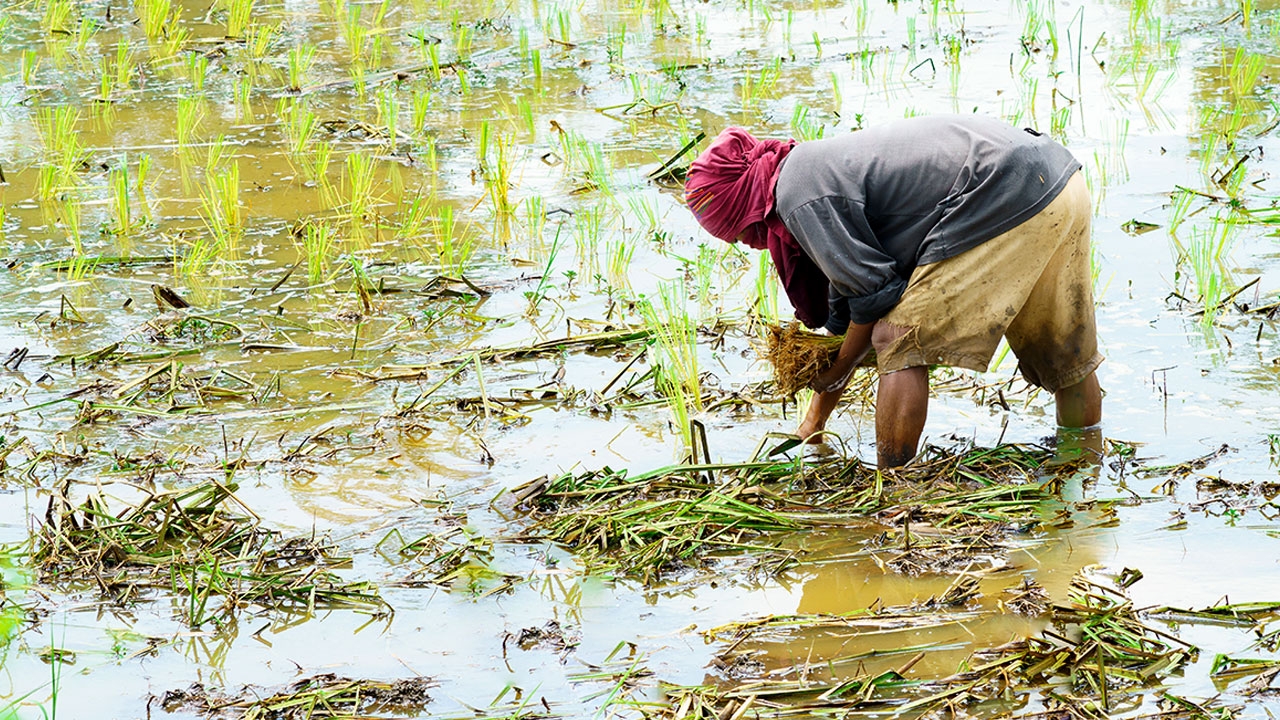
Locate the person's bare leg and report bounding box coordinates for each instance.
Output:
[876,366,928,467]
[1055,371,1101,428]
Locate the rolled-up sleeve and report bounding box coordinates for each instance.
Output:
[785,197,909,327]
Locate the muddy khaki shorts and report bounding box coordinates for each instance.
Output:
[875,171,1102,392]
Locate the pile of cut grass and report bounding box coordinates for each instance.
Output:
[646,570,1218,719]
[515,443,1053,584]
[30,481,389,625]
[158,673,434,719]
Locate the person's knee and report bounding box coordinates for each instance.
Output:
[871,321,910,355]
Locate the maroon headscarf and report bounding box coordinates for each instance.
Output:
[683,128,830,329]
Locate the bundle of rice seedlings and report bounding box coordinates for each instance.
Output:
[763,323,874,395]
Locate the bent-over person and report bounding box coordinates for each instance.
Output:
[683,114,1102,467]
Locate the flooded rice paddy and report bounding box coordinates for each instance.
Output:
[0,0,1279,717]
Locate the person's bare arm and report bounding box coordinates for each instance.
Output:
[796,322,874,442]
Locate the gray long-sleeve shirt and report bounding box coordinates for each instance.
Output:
[773,114,1082,330]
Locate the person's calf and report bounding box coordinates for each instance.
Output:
[875,366,929,468]
[1054,371,1102,428]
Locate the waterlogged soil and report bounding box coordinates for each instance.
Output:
[0,0,1279,717]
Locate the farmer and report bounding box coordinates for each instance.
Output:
[683,114,1102,467]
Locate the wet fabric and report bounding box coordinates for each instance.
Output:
[875,171,1102,392]
[684,128,829,328]
[773,115,1082,328]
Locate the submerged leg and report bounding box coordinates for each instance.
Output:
[1054,371,1102,428]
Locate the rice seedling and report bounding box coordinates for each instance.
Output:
[175,97,204,148]
[301,220,337,283]
[790,103,825,141]
[555,7,572,44]
[41,0,74,35]
[604,236,635,296]
[161,13,190,59]
[21,48,38,85]
[309,140,334,194]
[1050,101,1071,140]
[246,22,276,59]
[196,161,243,268]
[350,60,368,102]
[605,21,626,64]
[95,41,135,105]
[572,203,603,276]
[109,163,132,238]
[752,252,780,326]
[377,85,400,149]
[186,52,209,91]
[222,0,254,39]
[1184,217,1238,325]
[342,151,379,227]
[625,193,659,232]
[433,204,475,277]
[38,105,81,165]
[74,13,97,53]
[1228,47,1264,101]
[60,193,84,258]
[522,195,548,250]
[286,43,316,93]
[137,0,170,39]
[739,58,782,108]
[513,97,535,136]
[425,41,443,81]
[340,4,370,61]
[204,135,230,176]
[410,87,433,139]
[638,279,702,448]
[485,132,516,220]
[233,75,254,122]
[526,223,563,314]
[396,191,434,241]
[37,164,59,204]
[278,98,317,159]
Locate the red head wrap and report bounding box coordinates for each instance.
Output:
[684,128,830,329]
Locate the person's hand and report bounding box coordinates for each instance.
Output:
[797,388,843,443]
[809,357,856,394]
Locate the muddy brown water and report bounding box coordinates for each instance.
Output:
[0,0,1278,717]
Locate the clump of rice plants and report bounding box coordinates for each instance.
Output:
[300,219,337,283]
[764,323,843,396]
[191,162,242,272]
[637,279,702,449]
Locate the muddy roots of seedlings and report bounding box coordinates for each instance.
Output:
[763,323,876,396]
[764,323,844,396]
